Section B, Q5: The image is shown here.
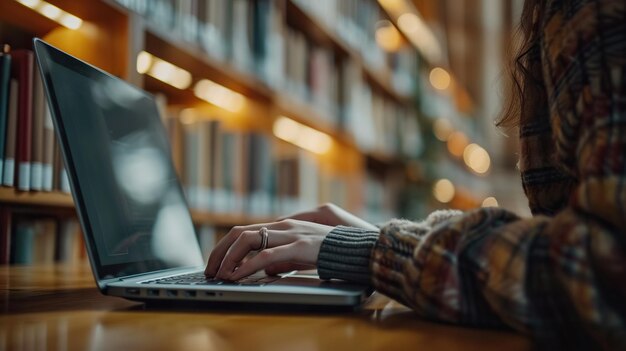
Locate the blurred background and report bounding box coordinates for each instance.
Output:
[0,0,529,266]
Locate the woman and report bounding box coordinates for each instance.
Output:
[205,0,625,348]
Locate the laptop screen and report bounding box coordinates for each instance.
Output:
[34,39,203,280]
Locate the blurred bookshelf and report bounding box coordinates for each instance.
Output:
[0,0,431,265]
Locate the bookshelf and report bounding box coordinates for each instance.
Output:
[0,0,425,264]
[0,187,73,208]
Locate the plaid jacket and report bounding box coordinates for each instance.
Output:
[319,0,625,349]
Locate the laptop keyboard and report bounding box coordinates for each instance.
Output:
[141,272,280,286]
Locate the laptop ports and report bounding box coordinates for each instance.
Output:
[125,288,140,296]
[147,289,159,297]
[166,290,178,297]
[184,290,197,298]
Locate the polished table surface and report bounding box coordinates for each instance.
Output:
[0,264,531,351]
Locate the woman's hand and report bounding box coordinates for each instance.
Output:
[280,203,378,231]
[204,219,333,281]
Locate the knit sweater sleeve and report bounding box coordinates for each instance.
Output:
[316,210,462,285]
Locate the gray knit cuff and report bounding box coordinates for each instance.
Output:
[317,226,380,285]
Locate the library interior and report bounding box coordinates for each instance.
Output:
[0,0,556,350]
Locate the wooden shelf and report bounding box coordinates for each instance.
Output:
[0,188,272,227]
[144,23,274,103]
[0,188,74,208]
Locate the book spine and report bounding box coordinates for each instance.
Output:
[2,79,18,186]
[41,102,54,191]
[11,220,35,264]
[183,120,199,208]
[11,50,34,191]
[0,209,11,264]
[0,53,11,179]
[30,63,45,191]
[32,219,56,264]
[196,120,212,210]
[56,219,82,264]
[197,225,216,262]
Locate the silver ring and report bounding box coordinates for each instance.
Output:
[257,227,269,251]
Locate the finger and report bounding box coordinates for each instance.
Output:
[264,262,315,276]
[215,230,294,279]
[205,221,291,277]
[229,243,300,281]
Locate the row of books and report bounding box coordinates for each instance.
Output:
[114,0,421,152]
[291,0,419,98]
[116,0,284,88]
[341,60,423,158]
[9,217,85,265]
[284,27,339,126]
[293,0,386,70]
[283,30,422,158]
[165,108,351,217]
[0,47,71,194]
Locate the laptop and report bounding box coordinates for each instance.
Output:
[33,38,370,307]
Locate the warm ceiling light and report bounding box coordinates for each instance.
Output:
[397,13,420,33]
[136,51,153,74]
[137,54,192,90]
[59,13,83,30]
[482,197,498,207]
[15,0,83,30]
[273,116,332,154]
[430,67,451,90]
[39,3,62,20]
[375,21,403,52]
[16,0,40,8]
[447,131,468,158]
[433,118,453,141]
[194,79,245,113]
[433,179,455,203]
[377,0,407,13]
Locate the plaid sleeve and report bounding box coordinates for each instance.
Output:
[371,1,626,348]
[371,207,625,348]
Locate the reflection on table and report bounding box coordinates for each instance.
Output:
[0,265,531,351]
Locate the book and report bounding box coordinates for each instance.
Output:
[196,225,216,262]
[246,132,273,216]
[196,119,217,210]
[2,79,18,186]
[10,50,34,191]
[10,220,35,264]
[231,0,253,72]
[0,50,10,180]
[41,102,54,191]
[10,218,57,265]
[56,219,84,264]
[31,219,56,264]
[30,63,45,190]
[231,131,248,214]
[0,209,11,264]
[183,119,200,208]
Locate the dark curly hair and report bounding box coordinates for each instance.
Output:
[497,0,546,128]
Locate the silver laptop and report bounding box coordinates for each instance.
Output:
[33,38,370,307]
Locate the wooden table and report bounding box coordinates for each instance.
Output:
[0,264,531,351]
